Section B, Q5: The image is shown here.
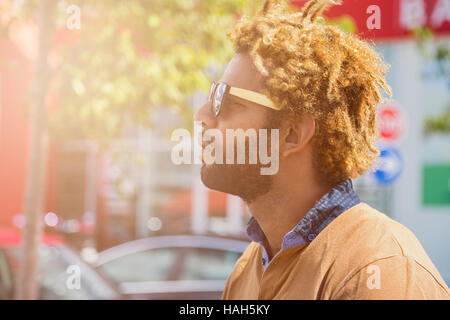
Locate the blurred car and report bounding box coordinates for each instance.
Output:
[0,229,120,300]
[93,235,250,299]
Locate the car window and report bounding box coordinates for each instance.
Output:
[178,248,241,281]
[97,248,179,283]
[40,246,118,300]
[5,246,118,300]
[39,246,90,299]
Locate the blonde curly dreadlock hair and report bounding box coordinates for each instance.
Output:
[227,0,392,185]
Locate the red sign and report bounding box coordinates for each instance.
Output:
[378,103,405,141]
[291,0,450,40]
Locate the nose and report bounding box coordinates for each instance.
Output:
[193,100,217,129]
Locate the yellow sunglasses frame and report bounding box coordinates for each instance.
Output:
[209,81,280,117]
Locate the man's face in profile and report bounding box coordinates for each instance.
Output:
[194,52,280,203]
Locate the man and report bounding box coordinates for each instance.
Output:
[193,0,449,299]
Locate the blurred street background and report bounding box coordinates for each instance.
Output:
[0,0,449,299]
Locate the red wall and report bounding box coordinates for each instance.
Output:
[0,38,33,228]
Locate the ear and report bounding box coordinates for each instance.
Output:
[281,113,316,158]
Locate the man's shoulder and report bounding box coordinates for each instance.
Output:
[312,202,448,293]
[320,202,422,257]
[238,203,428,270]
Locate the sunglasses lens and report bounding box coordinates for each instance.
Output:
[213,83,226,116]
[208,82,215,102]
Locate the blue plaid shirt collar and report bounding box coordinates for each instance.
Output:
[246,179,360,269]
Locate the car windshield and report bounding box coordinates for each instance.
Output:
[98,247,179,283]
[97,246,241,283]
[4,246,119,300]
[177,247,240,281]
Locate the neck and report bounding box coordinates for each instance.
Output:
[247,168,331,260]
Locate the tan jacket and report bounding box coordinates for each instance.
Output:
[222,202,450,299]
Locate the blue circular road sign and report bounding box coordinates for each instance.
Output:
[373,147,403,185]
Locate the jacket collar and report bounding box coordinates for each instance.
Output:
[246,179,360,250]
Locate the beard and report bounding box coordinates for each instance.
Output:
[200,119,279,204]
[201,162,273,203]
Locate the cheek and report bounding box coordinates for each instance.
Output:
[213,112,270,156]
[217,108,268,132]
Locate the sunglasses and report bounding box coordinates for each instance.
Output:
[207,81,280,117]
